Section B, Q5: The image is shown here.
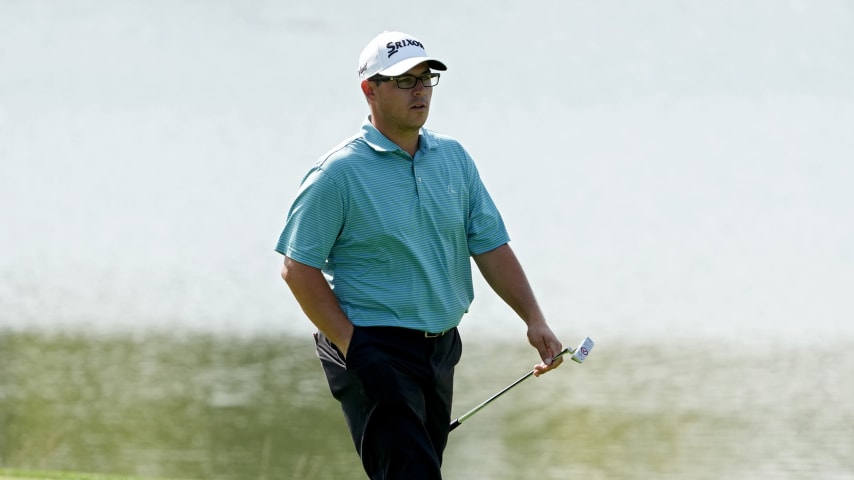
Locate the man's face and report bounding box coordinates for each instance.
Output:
[367,62,435,134]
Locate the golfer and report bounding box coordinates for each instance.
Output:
[276,30,564,479]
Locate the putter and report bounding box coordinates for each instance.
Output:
[449,336,594,432]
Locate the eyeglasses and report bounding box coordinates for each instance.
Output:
[371,72,441,89]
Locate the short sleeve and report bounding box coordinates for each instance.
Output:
[275,167,345,268]
[465,157,511,255]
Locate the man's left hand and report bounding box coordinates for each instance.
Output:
[527,321,564,377]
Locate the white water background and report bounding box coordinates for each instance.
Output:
[2,0,853,346]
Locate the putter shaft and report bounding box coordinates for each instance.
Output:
[449,346,572,431]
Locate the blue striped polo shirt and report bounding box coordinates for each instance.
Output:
[276,118,510,333]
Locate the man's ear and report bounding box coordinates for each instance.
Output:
[360,80,375,99]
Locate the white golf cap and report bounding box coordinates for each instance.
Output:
[358,31,447,80]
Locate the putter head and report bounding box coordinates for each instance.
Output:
[570,337,595,364]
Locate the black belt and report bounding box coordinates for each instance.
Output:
[359,326,454,339]
[423,329,450,338]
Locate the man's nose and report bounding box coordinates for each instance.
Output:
[412,82,427,95]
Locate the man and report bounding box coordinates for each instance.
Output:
[276,31,565,479]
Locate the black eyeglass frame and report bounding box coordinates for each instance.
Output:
[370,72,441,89]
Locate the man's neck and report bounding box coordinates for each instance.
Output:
[371,118,420,157]
[394,135,419,158]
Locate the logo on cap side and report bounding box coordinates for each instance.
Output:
[386,39,425,58]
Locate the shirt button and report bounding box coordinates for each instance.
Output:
[417,177,422,183]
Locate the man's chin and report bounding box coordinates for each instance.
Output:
[408,109,430,127]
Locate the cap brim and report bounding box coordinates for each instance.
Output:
[377,57,447,77]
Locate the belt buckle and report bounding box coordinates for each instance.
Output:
[424,329,445,338]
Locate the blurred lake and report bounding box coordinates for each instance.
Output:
[2,0,853,478]
[3,332,853,479]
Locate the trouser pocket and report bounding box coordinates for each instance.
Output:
[344,327,402,404]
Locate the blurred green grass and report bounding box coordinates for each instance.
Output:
[2,331,853,479]
[0,468,182,480]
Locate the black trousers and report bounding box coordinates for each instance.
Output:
[315,325,462,480]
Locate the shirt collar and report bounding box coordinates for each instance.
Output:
[361,116,438,155]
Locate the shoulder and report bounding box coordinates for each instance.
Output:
[316,134,369,169]
[421,128,473,163]
[422,128,465,150]
[301,134,374,182]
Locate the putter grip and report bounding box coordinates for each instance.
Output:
[449,419,461,431]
